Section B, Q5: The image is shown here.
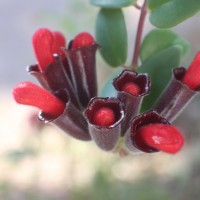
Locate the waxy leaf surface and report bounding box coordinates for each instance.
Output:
[140,29,190,63]
[150,0,200,28]
[96,8,127,67]
[147,0,172,10]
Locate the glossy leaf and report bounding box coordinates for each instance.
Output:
[96,8,127,67]
[138,45,182,112]
[150,0,200,28]
[140,29,190,63]
[147,0,172,10]
[173,38,190,59]
[91,0,137,8]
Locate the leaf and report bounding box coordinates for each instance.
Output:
[91,0,137,8]
[96,8,127,67]
[147,0,172,10]
[150,0,200,28]
[140,29,190,63]
[138,45,182,112]
[173,38,190,59]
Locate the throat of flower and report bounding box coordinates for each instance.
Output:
[92,107,116,126]
[122,82,141,96]
[135,124,184,154]
[13,82,65,118]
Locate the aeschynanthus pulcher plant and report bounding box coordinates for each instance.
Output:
[13,0,200,156]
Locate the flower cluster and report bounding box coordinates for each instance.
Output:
[13,28,200,155]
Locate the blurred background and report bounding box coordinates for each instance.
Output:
[1,0,200,199]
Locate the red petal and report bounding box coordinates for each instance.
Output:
[136,124,184,154]
[13,82,65,117]
[92,107,116,126]
[122,82,141,96]
[32,28,54,71]
[182,51,200,90]
[32,28,66,71]
[72,32,94,49]
[52,31,66,57]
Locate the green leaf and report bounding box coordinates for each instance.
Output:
[96,8,127,67]
[91,0,137,8]
[140,29,190,63]
[138,45,182,112]
[150,0,200,28]
[173,38,190,59]
[147,0,172,10]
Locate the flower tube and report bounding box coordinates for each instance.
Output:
[28,28,81,108]
[63,41,100,108]
[13,82,91,141]
[125,110,184,154]
[113,70,150,136]
[84,97,124,151]
[154,67,199,122]
[28,29,100,110]
[27,57,81,109]
[154,52,200,122]
[39,89,91,141]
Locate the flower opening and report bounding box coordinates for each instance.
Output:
[136,124,184,154]
[92,107,116,127]
[122,82,141,96]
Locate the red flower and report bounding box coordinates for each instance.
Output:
[135,124,184,154]
[84,97,124,151]
[13,82,65,118]
[72,32,94,49]
[125,110,184,154]
[13,27,190,155]
[13,28,97,141]
[182,51,200,90]
[32,28,66,71]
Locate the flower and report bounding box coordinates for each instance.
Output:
[13,27,198,155]
[13,81,65,118]
[84,97,124,151]
[154,66,200,122]
[32,28,66,71]
[124,110,184,154]
[182,51,200,90]
[13,28,98,141]
[113,70,150,136]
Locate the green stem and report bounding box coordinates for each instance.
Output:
[131,0,147,70]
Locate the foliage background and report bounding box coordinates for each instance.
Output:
[0,0,200,199]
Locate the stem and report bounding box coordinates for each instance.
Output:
[131,0,147,70]
[112,138,129,157]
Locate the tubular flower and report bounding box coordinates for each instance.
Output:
[13,27,200,155]
[113,70,150,136]
[84,97,124,151]
[13,82,65,118]
[154,53,200,122]
[13,28,99,141]
[124,111,184,154]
